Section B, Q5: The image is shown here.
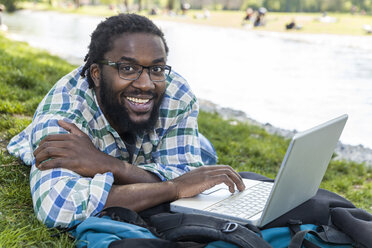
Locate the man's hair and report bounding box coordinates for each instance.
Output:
[81,13,169,88]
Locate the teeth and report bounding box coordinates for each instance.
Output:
[126,96,150,104]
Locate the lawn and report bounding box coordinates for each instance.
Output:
[0,33,371,246]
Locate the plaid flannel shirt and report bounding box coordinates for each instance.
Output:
[7,66,203,228]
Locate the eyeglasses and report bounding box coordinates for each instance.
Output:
[98,60,171,82]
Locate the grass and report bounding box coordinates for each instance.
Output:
[0,33,76,247]
[0,33,371,246]
[18,2,372,36]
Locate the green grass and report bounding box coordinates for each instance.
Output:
[0,33,371,246]
[0,34,76,247]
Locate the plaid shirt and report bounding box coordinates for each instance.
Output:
[7,66,203,228]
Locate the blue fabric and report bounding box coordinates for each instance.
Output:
[261,224,353,248]
[71,216,158,248]
[205,241,238,248]
[71,216,236,248]
[199,133,218,165]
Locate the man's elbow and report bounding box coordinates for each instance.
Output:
[32,188,93,228]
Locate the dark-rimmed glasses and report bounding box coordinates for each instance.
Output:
[98,60,171,82]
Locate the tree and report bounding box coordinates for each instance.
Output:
[138,0,142,10]
[167,0,175,10]
[0,0,18,12]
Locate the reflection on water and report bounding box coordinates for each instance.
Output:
[3,10,372,148]
[4,10,102,64]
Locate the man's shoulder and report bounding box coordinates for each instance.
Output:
[35,66,97,119]
[164,71,198,109]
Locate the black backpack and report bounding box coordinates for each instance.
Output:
[64,172,372,248]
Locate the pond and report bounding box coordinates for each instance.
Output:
[3,10,372,148]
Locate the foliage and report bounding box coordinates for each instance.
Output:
[240,0,372,12]
[17,0,372,13]
[0,0,22,12]
[0,31,371,246]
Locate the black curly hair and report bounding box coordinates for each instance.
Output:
[81,13,169,88]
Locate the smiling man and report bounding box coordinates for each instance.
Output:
[7,14,244,228]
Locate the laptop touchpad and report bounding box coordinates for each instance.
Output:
[201,184,230,195]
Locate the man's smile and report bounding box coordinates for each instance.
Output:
[123,95,155,114]
[126,96,150,104]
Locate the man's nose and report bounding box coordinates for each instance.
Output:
[131,69,155,91]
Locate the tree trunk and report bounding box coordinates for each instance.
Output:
[123,0,128,12]
[167,0,175,10]
[138,0,142,11]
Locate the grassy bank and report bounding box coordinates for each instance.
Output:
[0,34,371,246]
[18,2,372,36]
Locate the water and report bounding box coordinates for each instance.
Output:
[3,10,372,148]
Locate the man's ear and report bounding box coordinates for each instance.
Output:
[90,64,101,88]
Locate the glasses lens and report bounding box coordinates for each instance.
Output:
[149,66,170,82]
[118,64,170,81]
[118,64,141,80]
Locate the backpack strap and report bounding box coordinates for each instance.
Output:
[101,206,162,238]
[150,212,272,248]
[109,238,205,248]
[288,223,355,248]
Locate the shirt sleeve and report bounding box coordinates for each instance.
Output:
[137,94,204,181]
[29,114,114,228]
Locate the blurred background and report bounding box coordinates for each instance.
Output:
[1,0,372,149]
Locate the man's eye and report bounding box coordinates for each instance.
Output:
[121,65,135,72]
[151,66,164,73]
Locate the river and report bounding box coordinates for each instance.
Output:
[3,10,372,149]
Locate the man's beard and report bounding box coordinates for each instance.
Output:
[99,75,163,135]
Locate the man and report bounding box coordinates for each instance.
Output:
[7,14,245,228]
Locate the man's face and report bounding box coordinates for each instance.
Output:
[94,33,167,134]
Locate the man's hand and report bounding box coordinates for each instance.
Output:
[33,120,121,177]
[171,165,246,199]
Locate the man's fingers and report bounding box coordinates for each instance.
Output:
[37,158,68,171]
[35,139,75,157]
[58,120,86,137]
[201,166,246,192]
[210,174,236,193]
[38,134,74,149]
[34,147,68,167]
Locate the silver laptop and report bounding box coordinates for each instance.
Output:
[171,114,348,227]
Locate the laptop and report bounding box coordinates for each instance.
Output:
[171,114,348,227]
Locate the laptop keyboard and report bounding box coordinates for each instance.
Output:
[204,182,273,219]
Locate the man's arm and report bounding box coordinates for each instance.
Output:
[30,116,163,228]
[34,122,245,214]
[104,165,245,212]
[34,120,161,185]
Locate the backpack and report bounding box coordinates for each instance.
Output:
[71,206,271,248]
[67,172,372,248]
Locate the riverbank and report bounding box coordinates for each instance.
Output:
[199,99,372,167]
[16,3,372,36]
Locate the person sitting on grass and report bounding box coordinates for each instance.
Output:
[7,13,245,228]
